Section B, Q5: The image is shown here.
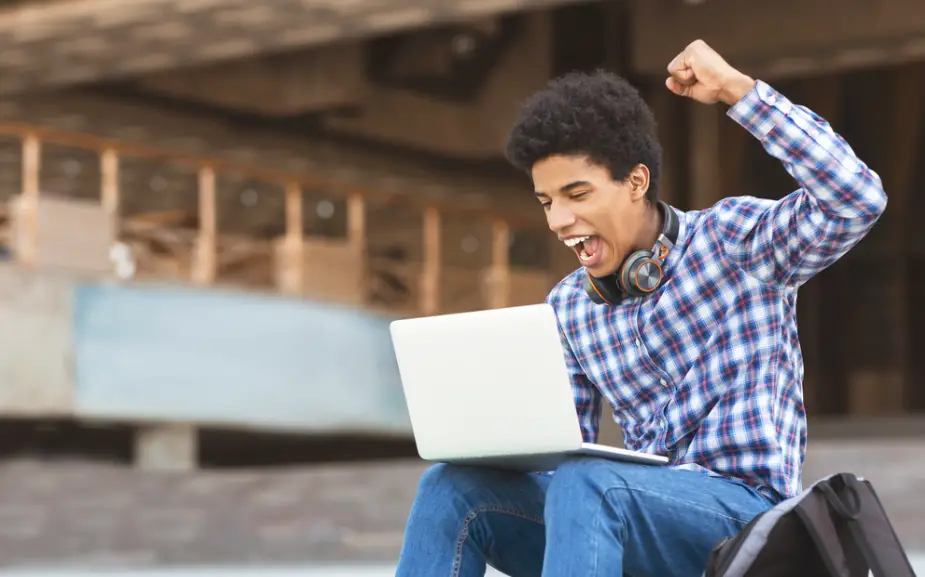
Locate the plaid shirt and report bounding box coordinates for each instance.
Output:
[546,80,887,501]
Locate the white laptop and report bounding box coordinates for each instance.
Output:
[388,303,669,472]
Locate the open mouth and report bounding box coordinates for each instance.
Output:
[564,235,603,268]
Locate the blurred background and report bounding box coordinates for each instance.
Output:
[0,0,923,574]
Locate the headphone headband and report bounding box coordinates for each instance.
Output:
[654,200,679,258]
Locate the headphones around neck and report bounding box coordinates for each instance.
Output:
[583,200,680,306]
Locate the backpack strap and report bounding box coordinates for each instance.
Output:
[793,492,865,577]
[820,473,917,577]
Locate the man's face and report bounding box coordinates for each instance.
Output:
[532,154,650,278]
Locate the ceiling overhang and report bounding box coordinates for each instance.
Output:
[631,0,925,81]
[0,0,591,96]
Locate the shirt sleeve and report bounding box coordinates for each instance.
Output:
[546,287,602,443]
[712,79,888,288]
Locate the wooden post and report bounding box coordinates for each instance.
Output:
[347,193,367,299]
[489,219,510,309]
[135,423,197,471]
[648,89,680,206]
[420,206,441,315]
[886,65,924,413]
[688,104,722,210]
[347,193,366,259]
[100,148,119,230]
[284,181,303,243]
[192,165,217,285]
[18,134,40,266]
[280,180,303,295]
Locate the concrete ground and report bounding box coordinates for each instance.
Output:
[0,559,923,575]
[0,438,922,574]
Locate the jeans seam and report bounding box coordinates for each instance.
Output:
[591,489,608,577]
[603,485,755,526]
[452,505,544,577]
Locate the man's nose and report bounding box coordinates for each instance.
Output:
[547,202,577,233]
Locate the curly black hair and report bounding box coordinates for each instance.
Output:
[504,69,662,205]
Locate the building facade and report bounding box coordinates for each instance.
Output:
[1,0,923,431]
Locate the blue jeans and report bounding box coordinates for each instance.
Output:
[395,457,777,577]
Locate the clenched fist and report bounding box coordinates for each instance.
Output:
[666,40,756,106]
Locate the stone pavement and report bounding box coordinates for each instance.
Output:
[0,561,923,576]
[0,438,922,569]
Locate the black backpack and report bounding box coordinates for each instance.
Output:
[703,472,917,577]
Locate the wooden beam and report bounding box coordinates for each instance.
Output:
[347,193,366,258]
[280,180,304,295]
[18,133,40,266]
[100,148,119,227]
[192,165,217,285]
[21,134,40,204]
[0,119,546,231]
[347,193,367,305]
[631,0,925,79]
[285,181,302,242]
[489,219,511,309]
[0,121,553,318]
[420,206,441,315]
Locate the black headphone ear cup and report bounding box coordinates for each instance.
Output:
[621,250,665,297]
[584,203,676,305]
[584,271,623,305]
[619,250,651,297]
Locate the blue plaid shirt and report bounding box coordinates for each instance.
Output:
[546,80,887,501]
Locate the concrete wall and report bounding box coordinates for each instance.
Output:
[0,265,74,415]
[0,264,412,436]
[72,282,410,434]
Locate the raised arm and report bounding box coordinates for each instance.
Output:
[712,81,887,287]
[665,40,887,288]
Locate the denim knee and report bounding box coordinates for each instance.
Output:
[545,457,639,514]
[413,463,487,512]
[417,463,463,498]
[550,456,626,489]
[546,458,603,502]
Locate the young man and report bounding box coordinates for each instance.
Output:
[394,40,886,577]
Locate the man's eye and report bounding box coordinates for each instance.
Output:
[571,191,589,199]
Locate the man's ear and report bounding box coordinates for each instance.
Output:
[627,164,650,201]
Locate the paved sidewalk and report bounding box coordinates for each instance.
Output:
[0,438,922,569]
[0,558,923,576]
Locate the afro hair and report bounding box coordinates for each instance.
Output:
[505,69,662,205]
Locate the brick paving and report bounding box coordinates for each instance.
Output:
[0,439,922,568]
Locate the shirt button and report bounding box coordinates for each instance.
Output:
[659,379,667,386]
[635,339,641,348]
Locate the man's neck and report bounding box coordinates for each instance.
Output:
[637,201,664,251]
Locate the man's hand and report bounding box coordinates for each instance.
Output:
[666,40,756,106]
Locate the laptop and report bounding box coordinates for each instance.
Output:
[388,303,669,472]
